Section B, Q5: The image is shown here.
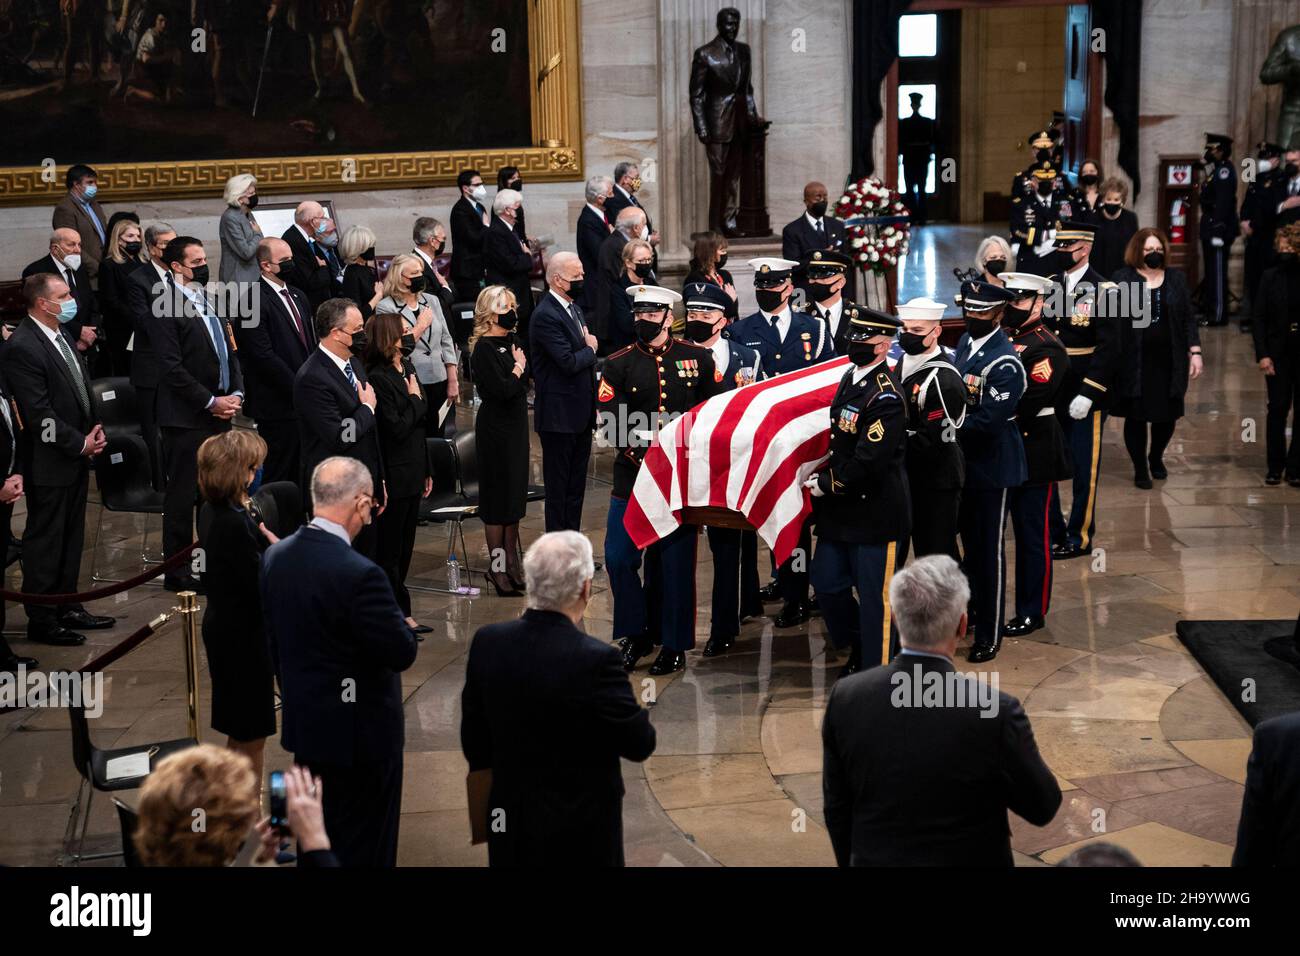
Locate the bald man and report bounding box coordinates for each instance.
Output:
[22,228,99,347]
[781,182,856,302]
[280,201,342,311]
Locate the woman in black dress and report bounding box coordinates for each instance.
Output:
[196,429,277,782]
[1068,158,1104,222]
[681,230,738,320]
[1111,227,1204,488]
[338,225,383,321]
[98,218,148,376]
[364,312,433,633]
[469,285,529,597]
[605,239,656,351]
[1091,178,1140,279]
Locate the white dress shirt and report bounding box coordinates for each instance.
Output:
[760,305,792,341]
[813,298,844,341]
[709,337,729,376]
[852,356,885,385]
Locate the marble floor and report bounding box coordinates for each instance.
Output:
[1,224,1296,867]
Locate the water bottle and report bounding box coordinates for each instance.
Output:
[447,552,461,592]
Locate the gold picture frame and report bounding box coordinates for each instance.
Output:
[0,0,583,206]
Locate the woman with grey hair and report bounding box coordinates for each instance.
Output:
[974,235,1012,286]
[218,173,262,284]
[339,225,383,320]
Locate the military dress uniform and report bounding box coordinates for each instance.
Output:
[1199,133,1240,327]
[1043,223,1120,558]
[808,309,910,675]
[600,287,726,674]
[1010,162,1073,276]
[953,280,1027,663]
[1241,141,1285,316]
[728,257,834,626]
[999,273,1073,637]
[1008,131,1058,202]
[798,249,859,356]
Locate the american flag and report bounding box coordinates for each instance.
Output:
[623,356,852,563]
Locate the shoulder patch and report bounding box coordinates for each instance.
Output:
[608,344,636,360]
[597,379,615,403]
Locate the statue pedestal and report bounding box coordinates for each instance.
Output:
[735,125,771,238]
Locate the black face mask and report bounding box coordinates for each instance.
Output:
[348,330,368,356]
[510,179,523,191]
[1035,149,1051,163]
[635,318,667,345]
[497,309,519,330]
[1287,163,1300,179]
[246,194,259,209]
[399,333,416,356]
[634,262,654,279]
[985,259,1007,277]
[1101,202,1122,217]
[897,331,931,356]
[123,241,143,257]
[964,314,996,339]
[1278,252,1298,267]
[847,344,877,367]
[755,288,786,313]
[1079,174,1099,187]
[275,259,296,279]
[432,241,444,255]
[1037,182,1055,197]
[808,281,838,303]
[407,275,427,294]
[685,318,718,343]
[717,253,728,269]
[1002,304,1033,330]
[808,200,828,219]
[1143,251,1166,270]
[564,278,585,300]
[362,246,375,260]
[188,264,210,287]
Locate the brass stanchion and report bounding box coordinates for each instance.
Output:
[177,591,201,740]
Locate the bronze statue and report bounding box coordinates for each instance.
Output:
[1261,25,1300,149]
[689,7,770,237]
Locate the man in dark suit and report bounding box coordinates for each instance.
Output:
[576,175,614,313]
[461,531,655,866]
[593,207,645,349]
[234,238,314,486]
[261,456,417,867]
[281,201,342,313]
[482,189,535,341]
[51,164,109,281]
[1233,710,1300,866]
[822,554,1061,866]
[897,92,937,223]
[2,275,115,646]
[23,228,99,349]
[124,221,177,489]
[294,298,385,559]
[531,253,598,532]
[782,182,856,302]
[154,237,244,592]
[0,366,35,675]
[411,217,456,318]
[449,168,491,303]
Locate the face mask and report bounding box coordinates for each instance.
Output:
[275,259,296,279]
[808,281,837,303]
[685,318,718,343]
[189,264,210,287]
[717,253,728,269]
[123,241,143,257]
[511,178,523,191]
[1258,159,1274,174]
[1287,163,1300,179]
[847,344,876,367]
[634,262,654,279]
[639,226,650,241]
[1079,174,1098,187]
[407,275,427,294]
[82,184,98,200]
[362,246,375,260]
[985,259,1006,277]
[1035,149,1050,163]
[1143,251,1165,270]
[497,309,519,330]
[809,200,828,218]
[1002,304,1033,329]
[1101,202,1122,217]
[635,317,666,345]
[63,253,82,272]
[246,194,259,209]
[964,315,995,339]
[318,230,339,248]
[471,185,488,202]
[755,288,785,313]
[399,333,416,356]
[1037,182,1055,197]
[432,240,444,255]
[897,330,931,356]
[629,177,643,192]
[564,278,584,300]
[55,299,79,324]
[348,329,368,356]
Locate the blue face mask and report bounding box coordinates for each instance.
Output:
[82,184,98,200]
[57,299,79,324]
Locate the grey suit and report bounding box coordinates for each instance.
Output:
[218,207,263,284]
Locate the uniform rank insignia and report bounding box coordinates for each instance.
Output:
[597,379,615,403]
[989,386,1008,402]
[1014,343,1027,352]
[837,406,859,433]
[926,409,945,421]
[714,368,724,383]
[1030,357,1053,383]
[867,419,885,442]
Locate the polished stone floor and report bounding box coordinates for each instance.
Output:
[1,224,1296,867]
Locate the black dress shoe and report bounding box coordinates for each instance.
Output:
[837,646,862,678]
[1289,476,1300,489]
[1134,475,1153,490]
[620,635,655,671]
[1149,458,1168,480]
[28,627,86,647]
[740,604,765,621]
[1003,616,1044,637]
[409,623,433,634]
[967,642,999,663]
[1265,473,1282,485]
[0,654,38,671]
[59,609,115,630]
[702,635,734,657]
[164,575,206,594]
[1051,543,1086,560]
[773,601,811,628]
[758,580,781,602]
[648,649,686,675]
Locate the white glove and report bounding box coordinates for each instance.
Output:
[1210,237,1224,248]
[1068,394,1093,420]
[803,475,824,498]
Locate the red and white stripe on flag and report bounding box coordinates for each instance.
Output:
[623,356,851,564]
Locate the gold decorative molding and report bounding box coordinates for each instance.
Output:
[0,1,583,207]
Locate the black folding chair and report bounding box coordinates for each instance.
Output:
[413,433,480,593]
[88,434,166,583]
[112,798,142,868]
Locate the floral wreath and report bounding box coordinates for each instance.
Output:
[834,176,911,274]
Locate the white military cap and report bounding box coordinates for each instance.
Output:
[631,285,683,310]
[999,272,1055,296]
[895,297,947,322]
[748,257,799,286]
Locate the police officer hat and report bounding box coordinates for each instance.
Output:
[799,248,852,279]
[1205,132,1233,150]
[1029,130,1055,151]
[844,306,901,343]
[1054,220,1097,247]
[1257,141,1284,159]
[1000,271,1054,298]
[683,281,731,312]
[749,257,799,288]
[958,279,1015,313]
[630,285,682,312]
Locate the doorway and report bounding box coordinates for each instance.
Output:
[895,11,962,222]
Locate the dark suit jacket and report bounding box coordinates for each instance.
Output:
[261,525,417,767]
[530,292,597,434]
[593,230,630,344]
[234,278,314,423]
[482,216,534,320]
[1,317,94,488]
[576,206,609,312]
[152,284,245,430]
[1234,711,1300,866]
[124,262,170,390]
[293,348,385,500]
[414,250,456,317]
[461,609,656,866]
[449,196,489,285]
[0,368,18,482]
[781,214,857,300]
[822,654,1061,866]
[22,254,97,341]
[97,257,145,355]
[281,225,339,312]
[688,35,760,143]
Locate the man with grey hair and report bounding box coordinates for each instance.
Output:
[411,216,455,316]
[261,456,416,867]
[483,187,533,340]
[577,176,615,311]
[281,200,340,311]
[594,206,653,342]
[461,531,655,866]
[820,554,1061,866]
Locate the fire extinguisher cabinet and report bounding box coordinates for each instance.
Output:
[1157,155,1202,292]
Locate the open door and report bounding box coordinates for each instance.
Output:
[1062,3,1102,180]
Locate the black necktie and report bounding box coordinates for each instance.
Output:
[64,266,76,292]
[815,219,825,238]
[475,201,486,217]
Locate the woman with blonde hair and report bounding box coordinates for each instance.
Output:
[218,173,262,284]
[376,252,459,436]
[97,217,149,375]
[469,285,529,595]
[339,224,383,320]
[196,429,278,781]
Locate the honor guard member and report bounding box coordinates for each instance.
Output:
[953,279,1027,663]
[891,297,967,562]
[999,273,1072,637]
[1240,141,1285,325]
[682,280,765,656]
[1010,130,1058,201]
[1010,162,1071,276]
[730,256,833,627]
[1043,220,1119,559]
[1199,132,1239,327]
[600,285,726,675]
[799,249,859,355]
[805,308,910,677]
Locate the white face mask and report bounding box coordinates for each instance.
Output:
[62,252,82,272]
[639,226,650,241]
[1259,159,1275,174]
[471,184,487,202]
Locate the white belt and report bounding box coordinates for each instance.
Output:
[1036,407,1055,417]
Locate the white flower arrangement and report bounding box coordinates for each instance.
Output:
[834,176,911,274]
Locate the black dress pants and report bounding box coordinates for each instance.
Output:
[162,420,230,570]
[539,430,591,532]
[298,755,403,868]
[23,469,91,634]
[256,417,301,489]
[376,493,420,616]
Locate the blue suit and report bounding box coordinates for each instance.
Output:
[728,306,834,376]
[530,290,598,530]
[953,329,1027,651]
